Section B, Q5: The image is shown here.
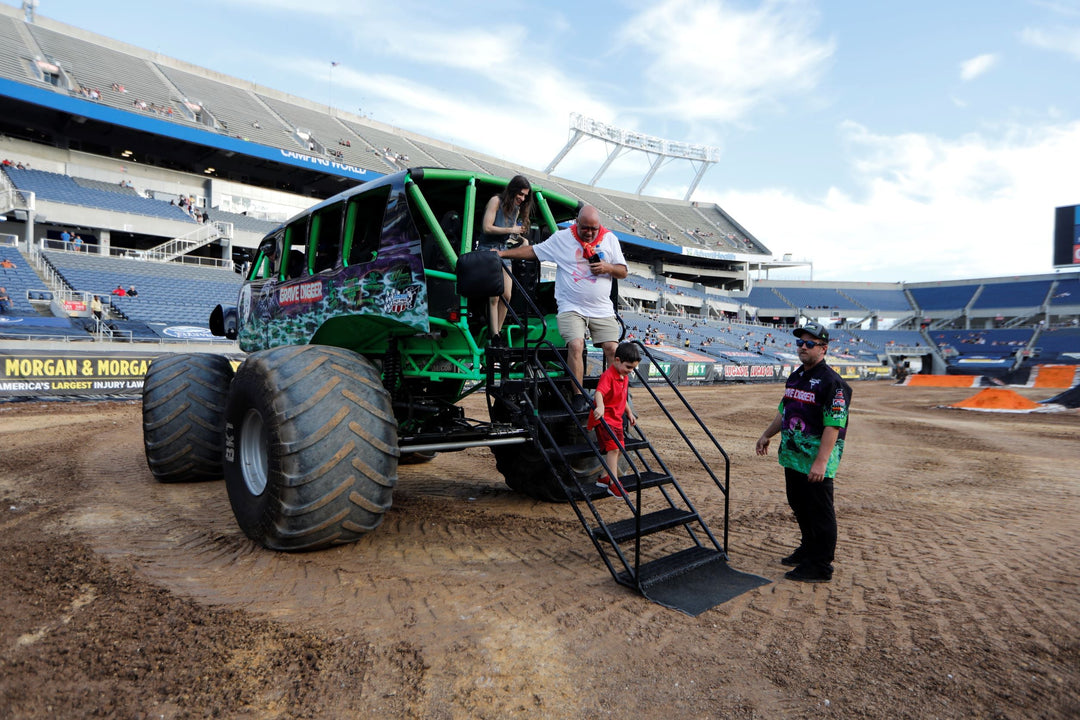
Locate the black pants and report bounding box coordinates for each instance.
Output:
[784,467,836,570]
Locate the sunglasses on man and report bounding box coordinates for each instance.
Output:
[795,339,824,349]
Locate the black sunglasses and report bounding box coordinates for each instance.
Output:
[795,339,823,349]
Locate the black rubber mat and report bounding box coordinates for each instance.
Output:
[1041,384,1080,408]
[641,559,771,616]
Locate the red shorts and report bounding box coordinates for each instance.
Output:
[595,421,624,453]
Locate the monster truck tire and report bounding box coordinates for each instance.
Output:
[492,442,566,502]
[142,353,234,483]
[223,345,398,551]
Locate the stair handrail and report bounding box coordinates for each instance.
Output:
[140,220,233,263]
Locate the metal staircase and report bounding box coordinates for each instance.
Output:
[139,220,233,263]
[481,271,763,614]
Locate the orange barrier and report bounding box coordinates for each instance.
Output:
[1032,365,1078,389]
[905,375,981,387]
[951,388,1041,411]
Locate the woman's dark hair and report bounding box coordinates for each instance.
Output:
[500,174,532,231]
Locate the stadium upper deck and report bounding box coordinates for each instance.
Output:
[0,3,773,290]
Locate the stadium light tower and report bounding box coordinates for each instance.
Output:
[544,113,721,201]
[23,0,37,23]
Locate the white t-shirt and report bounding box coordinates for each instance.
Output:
[531,227,627,317]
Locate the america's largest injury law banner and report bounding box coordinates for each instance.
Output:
[0,350,159,399]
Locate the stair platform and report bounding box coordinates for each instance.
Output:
[616,547,771,616]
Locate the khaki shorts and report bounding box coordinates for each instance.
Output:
[557,311,621,346]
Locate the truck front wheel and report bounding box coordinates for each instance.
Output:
[223,345,398,551]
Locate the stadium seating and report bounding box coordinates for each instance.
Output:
[203,207,280,236]
[841,286,913,313]
[929,329,1034,358]
[908,284,980,312]
[0,245,49,315]
[1033,327,1080,362]
[3,167,198,222]
[769,286,864,313]
[0,14,33,83]
[971,279,1054,310]
[42,250,243,327]
[26,22,189,124]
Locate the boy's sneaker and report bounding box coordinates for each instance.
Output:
[595,475,626,498]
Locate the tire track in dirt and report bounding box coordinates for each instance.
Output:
[5,386,1077,719]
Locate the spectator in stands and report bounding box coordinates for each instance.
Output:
[498,205,628,413]
[73,234,83,252]
[478,174,533,341]
[112,285,126,297]
[127,286,138,298]
[1,258,15,272]
[90,295,103,322]
[60,229,71,249]
[0,287,11,314]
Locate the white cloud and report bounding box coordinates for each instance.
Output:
[1020,25,1080,60]
[618,0,834,125]
[701,120,1080,282]
[959,53,999,81]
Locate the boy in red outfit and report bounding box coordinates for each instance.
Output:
[587,342,641,497]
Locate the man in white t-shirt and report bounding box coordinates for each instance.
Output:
[498,205,627,411]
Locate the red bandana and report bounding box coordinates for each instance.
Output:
[571,223,607,257]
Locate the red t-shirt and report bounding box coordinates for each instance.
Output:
[587,365,629,431]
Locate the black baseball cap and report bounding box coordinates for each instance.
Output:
[793,321,829,342]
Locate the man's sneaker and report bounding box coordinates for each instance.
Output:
[784,564,832,583]
[781,549,806,567]
[570,394,590,414]
[596,475,626,498]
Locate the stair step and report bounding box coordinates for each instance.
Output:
[592,507,698,544]
[617,470,672,492]
[571,468,670,490]
[537,406,585,422]
[615,546,726,588]
[565,470,670,500]
[558,436,649,459]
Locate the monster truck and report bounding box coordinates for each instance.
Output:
[142,168,601,551]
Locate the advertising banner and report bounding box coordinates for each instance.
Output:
[0,350,159,399]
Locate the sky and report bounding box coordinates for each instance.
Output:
[11,0,1080,282]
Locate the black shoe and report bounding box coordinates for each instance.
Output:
[784,564,832,583]
[570,394,590,414]
[781,550,805,567]
[489,333,507,348]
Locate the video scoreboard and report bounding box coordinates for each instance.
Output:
[1054,204,1080,267]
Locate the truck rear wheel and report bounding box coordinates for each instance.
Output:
[142,353,234,483]
[223,345,398,551]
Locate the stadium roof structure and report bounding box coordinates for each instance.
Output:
[545,113,721,201]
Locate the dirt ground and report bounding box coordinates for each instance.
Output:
[1,381,1078,719]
